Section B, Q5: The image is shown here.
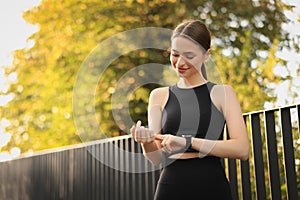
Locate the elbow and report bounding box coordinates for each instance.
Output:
[239,145,250,161]
[239,153,249,161]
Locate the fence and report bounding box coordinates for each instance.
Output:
[0,104,299,200]
[229,104,299,199]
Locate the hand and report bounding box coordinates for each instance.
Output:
[130,120,155,144]
[155,134,186,153]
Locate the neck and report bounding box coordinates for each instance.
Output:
[178,76,207,88]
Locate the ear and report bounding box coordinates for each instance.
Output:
[204,49,211,60]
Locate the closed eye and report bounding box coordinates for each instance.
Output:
[171,50,196,60]
[185,55,195,59]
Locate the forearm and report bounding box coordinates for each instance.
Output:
[141,141,163,165]
[191,138,249,160]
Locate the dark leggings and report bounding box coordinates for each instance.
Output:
[154,157,232,200]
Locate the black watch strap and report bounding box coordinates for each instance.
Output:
[182,135,192,149]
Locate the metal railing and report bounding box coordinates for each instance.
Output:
[0,104,299,200]
[227,104,299,200]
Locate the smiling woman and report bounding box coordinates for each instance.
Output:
[131,19,250,200]
[170,37,210,82]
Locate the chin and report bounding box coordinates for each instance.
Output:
[177,73,185,77]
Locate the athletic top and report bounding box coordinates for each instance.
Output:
[156,82,232,199]
[161,82,225,153]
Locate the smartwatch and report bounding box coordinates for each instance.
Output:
[182,134,193,149]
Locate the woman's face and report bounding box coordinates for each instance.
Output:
[170,36,210,78]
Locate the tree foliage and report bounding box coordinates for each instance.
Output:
[1,0,292,152]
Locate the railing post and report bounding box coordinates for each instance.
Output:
[228,158,239,199]
[250,113,267,200]
[240,159,252,200]
[68,149,74,200]
[280,108,298,200]
[240,115,252,200]
[264,111,281,199]
[297,105,300,136]
[226,128,239,200]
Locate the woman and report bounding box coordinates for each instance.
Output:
[130,20,250,200]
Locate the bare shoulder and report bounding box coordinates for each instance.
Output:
[210,84,237,113]
[149,87,169,108]
[150,87,169,97]
[211,84,236,98]
[151,87,169,95]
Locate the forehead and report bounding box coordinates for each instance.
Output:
[171,36,203,53]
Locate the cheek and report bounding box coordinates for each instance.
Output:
[170,56,178,67]
[188,59,202,69]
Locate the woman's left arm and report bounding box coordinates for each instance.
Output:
[191,85,250,160]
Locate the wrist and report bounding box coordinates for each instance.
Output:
[191,137,195,149]
[141,140,155,146]
[182,134,193,149]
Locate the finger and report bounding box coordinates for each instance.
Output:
[161,135,169,147]
[161,144,171,153]
[161,146,167,153]
[165,146,172,153]
[146,136,153,143]
[135,125,141,142]
[140,126,146,142]
[146,129,155,143]
[163,138,172,152]
[136,120,142,127]
[130,125,136,135]
[130,124,135,130]
[155,135,164,141]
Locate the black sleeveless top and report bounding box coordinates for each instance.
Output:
[162,82,225,153]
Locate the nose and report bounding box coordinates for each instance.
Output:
[175,55,186,67]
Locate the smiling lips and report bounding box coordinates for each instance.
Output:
[177,67,189,73]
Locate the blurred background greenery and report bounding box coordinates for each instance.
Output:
[0,0,299,155]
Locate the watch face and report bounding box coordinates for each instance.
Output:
[182,134,192,138]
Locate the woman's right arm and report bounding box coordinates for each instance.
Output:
[131,87,168,166]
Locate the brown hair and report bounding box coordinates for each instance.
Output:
[172,20,211,79]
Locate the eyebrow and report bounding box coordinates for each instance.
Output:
[171,49,196,55]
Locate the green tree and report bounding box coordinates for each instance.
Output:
[1,0,292,152]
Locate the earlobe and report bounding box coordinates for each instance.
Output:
[205,49,211,59]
